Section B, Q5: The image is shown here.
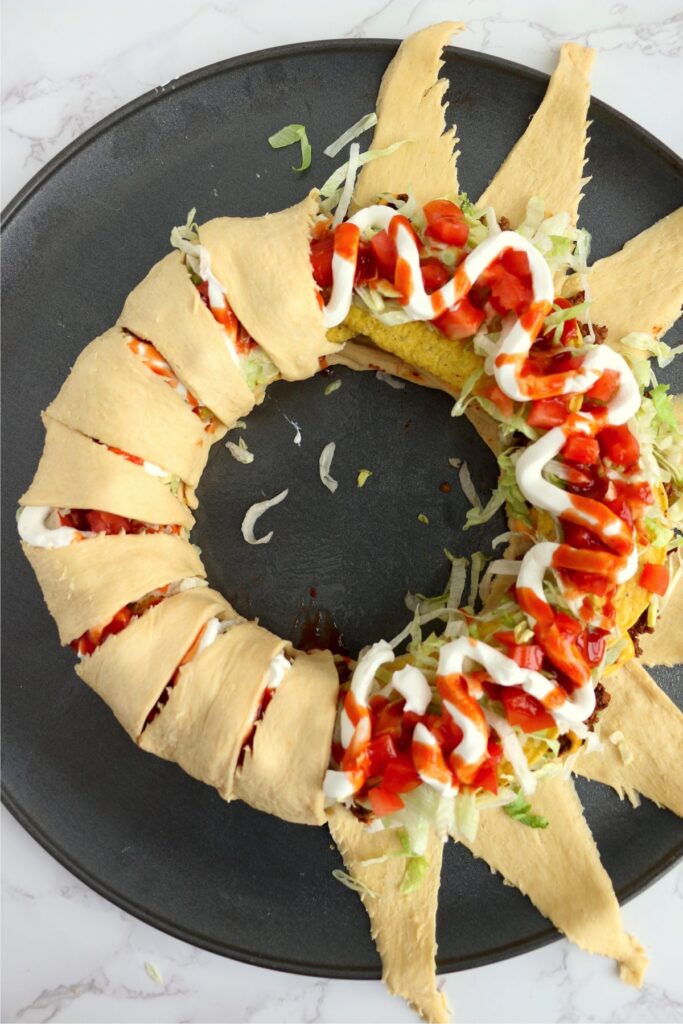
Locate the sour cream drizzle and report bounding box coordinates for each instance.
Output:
[323,206,643,799]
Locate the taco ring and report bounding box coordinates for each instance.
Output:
[17,22,683,1024]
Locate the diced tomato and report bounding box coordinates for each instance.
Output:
[382,755,421,794]
[562,523,609,552]
[598,424,640,468]
[577,627,609,667]
[603,495,634,529]
[500,249,531,278]
[613,479,653,506]
[420,257,451,293]
[562,570,613,597]
[310,233,334,288]
[493,630,517,646]
[471,758,498,795]
[554,611,582,638]
[485,261,534,314]
[562,435,600,466]
[527,396,571,428]
[367,734,399,776]
[196,279,210,308]
[367,785,405,817]
[369,693,389,714]
[370,229,398,281]
[501,689,555,733]
[479,379,514,418]
[423,199,469,247]
[433,297,485,340]
[487,736,503,763]
[355,240,376,285]
[374,699,404,739]
[86,510,135,534]
[639,562,669,596]
[510,644,545,670]
[586,369,620,403]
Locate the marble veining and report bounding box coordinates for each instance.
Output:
[2,2,682,1022]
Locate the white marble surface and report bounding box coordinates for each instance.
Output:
[2,2,682,1022]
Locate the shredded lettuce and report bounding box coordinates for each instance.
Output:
[333,141,361,226]
[450,365,484,417]
[243,348,279,392]
[319,442,338,493]
[319,139,411,211]
[400,855,429,893]
[465,450,530,529]
[332,868,377,898]
[324,112,377,158]
[417,513,429,525]
[324,379,342,396]
[268,124,311,172]
[503,793,548,829]
[241,489,288,545]
[621,331,683,369]
[357,469,373,488]
[225,437,254,464]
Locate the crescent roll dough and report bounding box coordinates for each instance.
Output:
[198,191,338,381]
[564,206,683,344]
[118,250,254,427]
[46,327,210,490]
[574,660,683,815]
[140,622,287,797]
[460,775,647,986]
[20,417,193,529]
[478,43,595,226]
[76,587,236,740]
[22,533,205,644]
[353,22,463,209]
[233,649,339,825]
[328,807,450,1024]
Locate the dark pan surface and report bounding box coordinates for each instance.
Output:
[2,39,682,978]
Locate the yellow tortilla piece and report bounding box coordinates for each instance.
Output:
[76,587,234,739]
[639,550,683,667]
[564,207,683,342]
[233,649,339,825]
[198,192,338,381]
[140,622,287,798]
[328,305,482,393]
[461,775,647,986]
[353,22,463,210]
[478,44,595,226]
[574,660,683,815]
[45,327,209,490]
[20,416,193,529]
[328,807,449,1024]
[118,250,255,427]
[22,533,205,645]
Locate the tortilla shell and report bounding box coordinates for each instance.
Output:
[460,775,647,986]
[46,327,209,490]
[478,44,594,227]
[328,807,449,1024]
[76,587,233,739]
[328,305,482,393]
[353,22,463,210]
[574,660,683,815]
[198,192,337,381]
[118,250,254,427]
[22,533,205,645]
[20,416,193,529]
[233,649,339,825]
[140,622,287,798]
[639,551,683,667]
[564,206,683,343]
